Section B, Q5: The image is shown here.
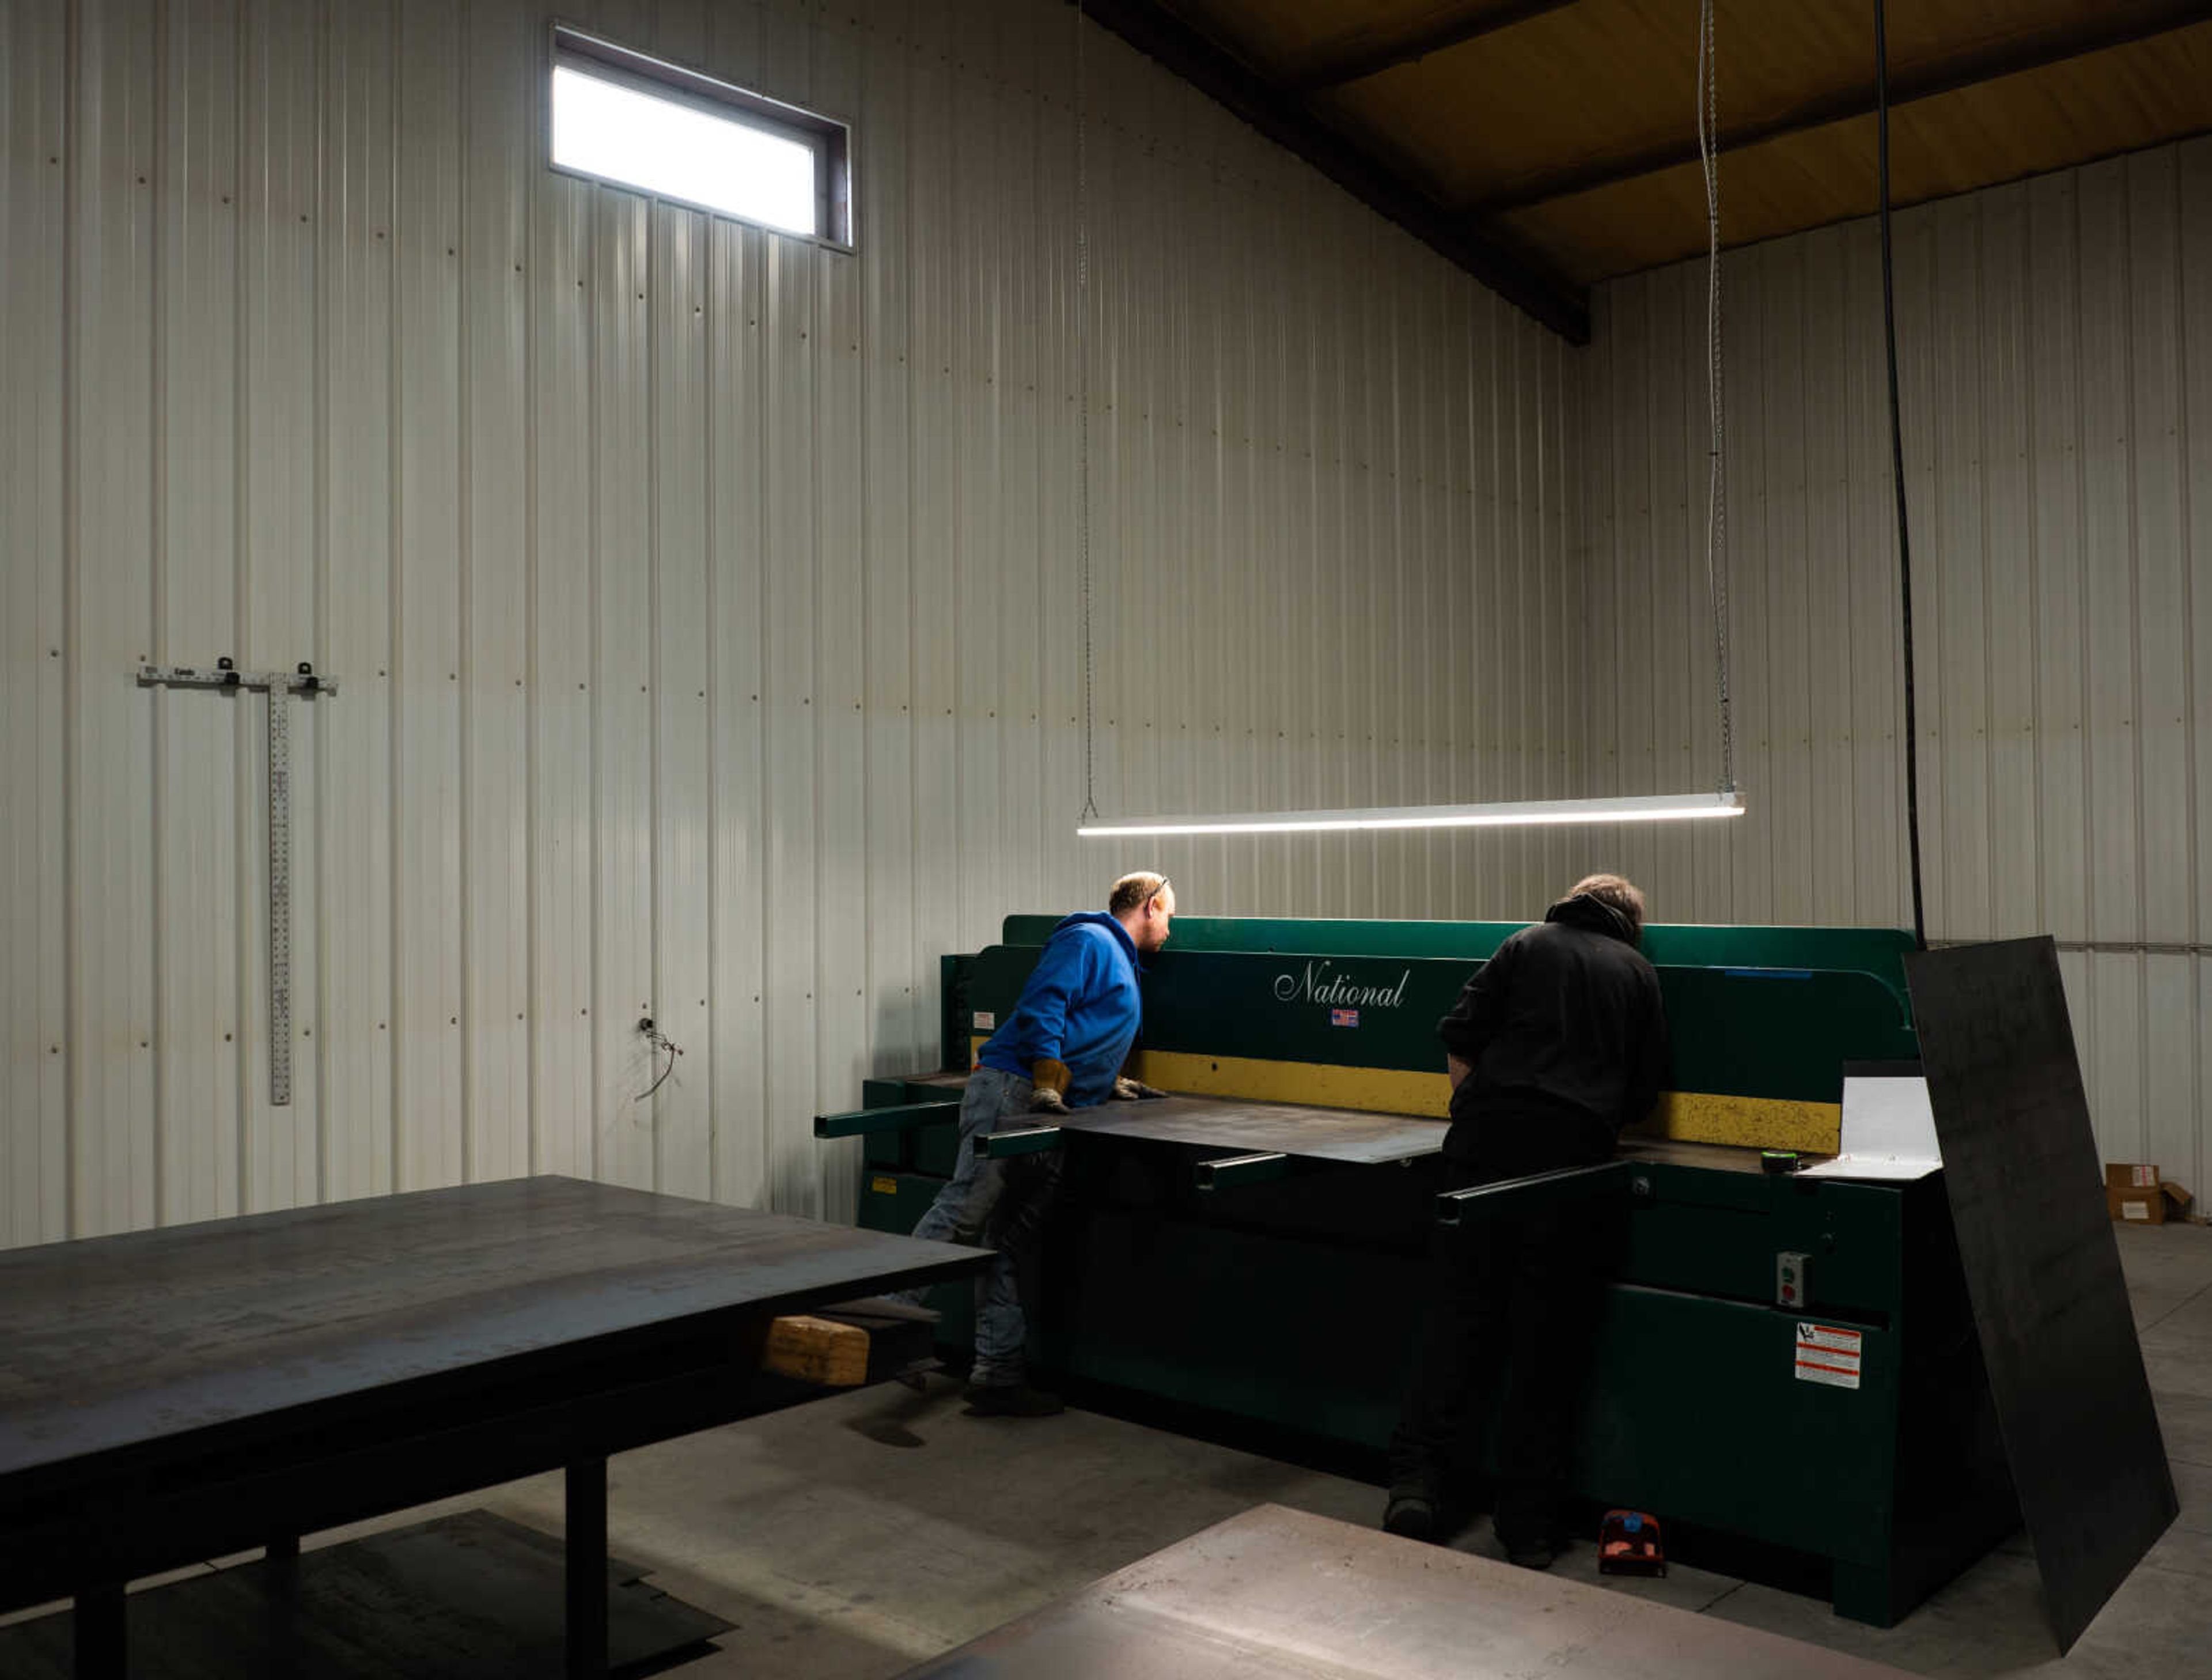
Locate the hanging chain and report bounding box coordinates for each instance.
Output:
[1076,1,1099,822]
[1697,0,1735,795]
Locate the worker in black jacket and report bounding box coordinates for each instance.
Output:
[1385,874,1669,1567]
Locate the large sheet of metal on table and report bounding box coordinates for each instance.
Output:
[1906,938,2175,1652]
[0,1176,983,1486]
[1056,1093,1446,1164]
[898,1504,1916,1679]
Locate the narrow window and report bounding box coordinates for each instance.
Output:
[550,24,852,247]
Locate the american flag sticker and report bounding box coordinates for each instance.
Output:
[1330,1008,1360,1028]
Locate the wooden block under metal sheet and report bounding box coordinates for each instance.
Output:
[761,1314,871,1387]
[896,1504,1919,1679]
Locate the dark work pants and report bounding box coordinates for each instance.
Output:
[898,1066,1065,1386]
[1389,1156,1609,1548]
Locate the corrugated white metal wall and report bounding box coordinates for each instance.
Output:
[1,0,1584,1248]
[1580,137,2212,1190]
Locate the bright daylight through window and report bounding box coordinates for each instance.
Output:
[550,27,851,245]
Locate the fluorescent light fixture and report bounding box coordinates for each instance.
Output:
[551,63,819,237]
[1078,790,1744,838]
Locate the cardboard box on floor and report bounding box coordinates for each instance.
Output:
[2105,1164,2196,1225]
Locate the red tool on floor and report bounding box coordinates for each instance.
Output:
[1598,1509,1666,1576]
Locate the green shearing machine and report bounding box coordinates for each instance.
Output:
[817,915,2017,1625]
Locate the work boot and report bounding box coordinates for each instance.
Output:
[1382,1485,1441,1544]
[961,1381,1065,1417]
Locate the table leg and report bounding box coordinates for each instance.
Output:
[567,1456,609,1679]
[74,1581,125,1680]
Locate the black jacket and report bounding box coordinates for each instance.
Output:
[1436,894,1669,1174]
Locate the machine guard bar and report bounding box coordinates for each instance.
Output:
[1194,1152,1294,1191]
[814,1099,964,1140]
[1435,1160,1634,1225]
[978,1125,1065,1159]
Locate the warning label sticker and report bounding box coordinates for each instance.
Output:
[1795,1323,1863,1390]
[973,1011,996,1031]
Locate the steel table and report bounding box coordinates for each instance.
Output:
[0,1175,988,1678]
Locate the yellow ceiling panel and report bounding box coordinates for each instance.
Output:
[1315,0,2165,207]
[1501,18,2212,283]
[1126,0,2212,323]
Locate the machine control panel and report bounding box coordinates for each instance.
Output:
[1776,1250,1811,1308]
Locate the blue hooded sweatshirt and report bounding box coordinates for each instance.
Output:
[978,912,1143,1108]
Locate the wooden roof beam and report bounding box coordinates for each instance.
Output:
[1283,1,1589,94]
[1465,0,2212,217]
[1075,0,1589,343]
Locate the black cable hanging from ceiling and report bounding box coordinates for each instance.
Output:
[1876,0,1929,953]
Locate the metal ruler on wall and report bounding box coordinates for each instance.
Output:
[140,660,338,1106]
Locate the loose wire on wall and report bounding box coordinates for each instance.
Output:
[637,1016,683,1102]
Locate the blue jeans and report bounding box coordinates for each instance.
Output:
[900,1065,1067,1387]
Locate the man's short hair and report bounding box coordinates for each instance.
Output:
[1569,873,1646,944]
[1109,871,1171,916]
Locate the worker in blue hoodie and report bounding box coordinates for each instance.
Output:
[903,871,1177,1416]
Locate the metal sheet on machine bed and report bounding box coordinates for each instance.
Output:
[898,1504,1918,1679]
[0,1175,985,1486]
[1058,1093,1447,1164]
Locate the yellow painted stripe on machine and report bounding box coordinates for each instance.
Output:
[1132,1049,1452,1119]
[1653,1091,1842,1153]
[977,1036,1839,1152]
[973,1038,1446,1116]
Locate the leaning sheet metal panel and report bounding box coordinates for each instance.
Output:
[0,1176,982,1485]
[1906,939,2175,1652]
[897,1504,1917,1680]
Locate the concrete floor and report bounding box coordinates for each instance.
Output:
[14,1223,2211,1677]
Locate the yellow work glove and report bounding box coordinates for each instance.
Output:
[1029,1059,1072,1115]
[1112,1077,1167,1100]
